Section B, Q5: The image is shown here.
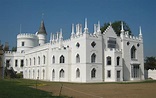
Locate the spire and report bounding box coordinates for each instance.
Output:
[71,24,75,35]
[97,21,101,33]
[37,20,47,35]
[139,26,142,38]
[121,21,124,32]
[50,33,52,42]
[84,18,88,33]
[59,28,63,40]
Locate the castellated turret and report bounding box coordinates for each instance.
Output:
[17,33,38,53]
[36,20,47,45]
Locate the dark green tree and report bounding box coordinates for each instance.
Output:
[100,21,132,36]
[144,56,156,70]
[11,47,17,52]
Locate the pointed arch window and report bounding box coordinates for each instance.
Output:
[60,55,65,63]
[34,57,35,65]
[107,56,111,65]
[52,56,55,64]
[131,46,136,59]
[43,55,46,64]
[91,68,96,78]
[76,54,80,63]
[91,53,96,63]
[76,68,80,78]
[38,56,40,65]
[52,69,55,79]
[117,57,120,66]
[59,69,65,78]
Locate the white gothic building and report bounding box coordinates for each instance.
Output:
[4,19,144,82]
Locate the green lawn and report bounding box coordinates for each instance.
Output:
[0,79,64,98]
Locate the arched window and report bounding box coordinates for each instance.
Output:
[38,56,40,65]
[52,56,55,64]
[43,55,46,64]
[52,69,55,79]
[34,57,35,65]
[43,69,45,80]
[91,53,96,63]
[76,54,80,63]
[76,68,80,78]
[30,58,31,66]
[91,68,96,78]
[107,56,111,65]
[59,69,65,78]
[131,46,136,59]
[117,57,120,66]
[60,55,65,63]
[37,69,39,78]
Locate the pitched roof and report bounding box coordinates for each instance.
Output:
[37,20,47,35]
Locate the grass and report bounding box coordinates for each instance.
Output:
[0,79,64,98]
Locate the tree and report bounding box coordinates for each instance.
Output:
[100,21,132,36]
[144,56,156,70]
[11,47,17,52]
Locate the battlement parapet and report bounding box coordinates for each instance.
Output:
[17,33,38,39]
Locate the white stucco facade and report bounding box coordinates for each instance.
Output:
[3,19,144,82]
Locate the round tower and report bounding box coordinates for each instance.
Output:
[17,33,38,53]
[37,20,47,45]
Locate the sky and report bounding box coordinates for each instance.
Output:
[0,0,156,57]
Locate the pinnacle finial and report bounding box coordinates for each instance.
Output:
[85,18,87,29]
[71,24,75,35]
[121,21,124,32]
[139,26,142,36]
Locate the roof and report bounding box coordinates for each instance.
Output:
[37,20,47,35]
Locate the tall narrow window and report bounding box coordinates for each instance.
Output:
[15,60,18,67]
[91,53,96,63]
[76,54,80,63]
[43,69,45,80]
[76,68,80,78]
[91,68,96,78]
[38,56,40,65]
[30,58,31,66]
[21,59,24,67]
[117,57,120,66]
[60,55,65,63]
[107,56,111,65]
[52,69,55,79]
[34,57,35,65]
[43,55,46,64]
[131,46,136,59]
[22,42,25,46]
[107,70,111,78]
[59,69,65,78]
[37,70,39,78]
[52,56,55,64]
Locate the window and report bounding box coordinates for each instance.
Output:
[76,42,80,48]
[91,68,96,78]
[117,57,120,66]
[76,54,80,63]
[60,55,65,63]
[43,55,46,64]
[131,46,136,59]
[59,69,65,78]
[30,58,31,65]
[91,41,96,48]
[131,65,139,78]
[15,60,18,67]
[22,42,25,46]
[21,59,24,67]
[34,57,35,65]
[52,56,55,64]
[91,53,96,63]
[107,70,111,78]
[127,42,130,45]
[76,68,80,78]
[38,56,40,65]
[43,69,45,80]
[108,37,116,48]
[52,69,55,79]
[107,56,111,65]
[37,70,39,78]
